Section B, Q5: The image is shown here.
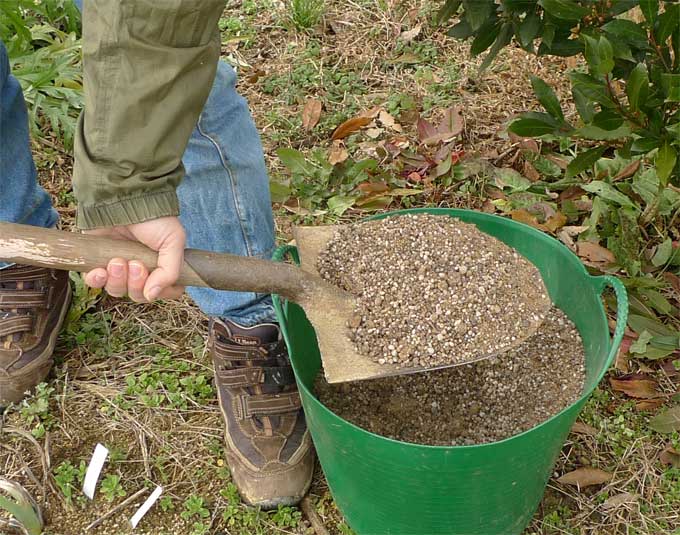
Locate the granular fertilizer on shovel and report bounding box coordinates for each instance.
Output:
[317,213,549,369]
[314,214,586,445]
[316,307,585,445]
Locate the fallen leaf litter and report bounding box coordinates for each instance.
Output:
[317,213,551,369]
[316,307,585,445]
[315,213,585,445]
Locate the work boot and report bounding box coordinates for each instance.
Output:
[0,266,71,407]
[209,318,314,509]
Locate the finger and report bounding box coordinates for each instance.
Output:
[127,261,149,303]
[144,231,185,301]
[157,285,185,300]
[105,258,128,298]
[84,268,108,289]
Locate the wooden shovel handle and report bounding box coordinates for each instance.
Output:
[0,222,308,301]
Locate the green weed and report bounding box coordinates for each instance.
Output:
[19,383,55,439]
[53,460,86,505]
[287,0,324,31]
[100,474,126,503]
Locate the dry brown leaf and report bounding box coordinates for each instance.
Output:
[358,106,382,119]
[660,446,680,468]
[328,141,349,165]
[557,230,576,250]
[577,241,616,264]
[610,374,661,399]
[601,492,637,510]
[559,186,586,202]
[557,467,613,487]
[615,344,631,373]
[378,110,402,132]
[663,272,680,295]
[331,116,372,140]
[523,160,541,181]
[399,23,422,43]
[365,127,383,139]
[613,159,641,181]
[635,398,665,411]
[482,200,496,213]
[544,212,567,233]
[545,154,569,170]
[519,139,540,153]
[302,98,322,131]
[571,421,598,435]
[511,209,543,229]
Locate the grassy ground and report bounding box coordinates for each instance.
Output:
[2,1,680,534]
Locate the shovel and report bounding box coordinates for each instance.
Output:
[0,222,549,383]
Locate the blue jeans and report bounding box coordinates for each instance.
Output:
[0,41,276,326]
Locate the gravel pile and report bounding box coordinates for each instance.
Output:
[317,213,549,369]
[315,307,585,445]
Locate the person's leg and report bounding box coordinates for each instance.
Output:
[179,61,276,326]
[0,41,59,236]
[0,39,69,406]
[179,62,314,508]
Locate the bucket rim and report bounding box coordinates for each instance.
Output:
[274,208,627,451]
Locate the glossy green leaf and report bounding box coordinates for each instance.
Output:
[572,86,595,123]
[448,19,474,39]
[651,238,673,267]
[583,180,638,209]
[530,76,564,120]
[538,0,588,21]
[566,146,607,177]
[656,142,677,185]
[626,63,649,112]
[602,19,649,49]
[508,115,560,137]
[435,0,462,25]
[470,19,500,55]
[655,4,679,43]
[518,11,542,48]
[480,22,514,71]
[570,72,616,108]
[463,0,494,31]
[584,35,614,75]
[592,109,624,131]
[639,0,659,25]
[661,73,680,102]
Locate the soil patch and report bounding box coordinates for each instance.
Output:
[317,213,549,369]
[315,307,585,446]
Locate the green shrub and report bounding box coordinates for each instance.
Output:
[0,0,83,148]
[438,0,679,184]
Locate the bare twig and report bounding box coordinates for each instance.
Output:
[85,487,148,531]
[301,496,330,535]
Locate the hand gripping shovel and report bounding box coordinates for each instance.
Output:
[0,222,550,383]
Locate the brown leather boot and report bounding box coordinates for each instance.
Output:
[209,318,314,509]
[0,266,71,406]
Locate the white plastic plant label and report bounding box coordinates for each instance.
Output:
[82,443,108,500]
[129,486,163,529]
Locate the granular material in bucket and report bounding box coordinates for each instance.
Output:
[315,307,585,445]
[317,213,550,368]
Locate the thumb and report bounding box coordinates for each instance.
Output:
[144,230,185,301]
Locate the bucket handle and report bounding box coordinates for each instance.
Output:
[591,275,629,366]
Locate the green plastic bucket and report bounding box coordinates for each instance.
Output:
[273,208,628,535]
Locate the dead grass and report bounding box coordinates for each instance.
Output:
[1,1,678,534]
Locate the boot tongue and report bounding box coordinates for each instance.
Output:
[223,320,280,346]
